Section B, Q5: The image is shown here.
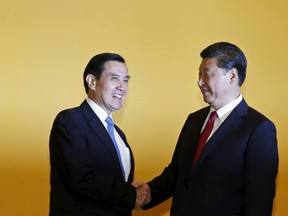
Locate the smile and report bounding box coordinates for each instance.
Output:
[113,94,123,99]
[201,88,209,95]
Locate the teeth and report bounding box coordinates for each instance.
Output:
[113,94,122,99]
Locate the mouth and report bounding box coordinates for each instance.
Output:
[112,94,124,100]
[201,88,210,95]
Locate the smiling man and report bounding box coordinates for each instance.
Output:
[49,53,150,216]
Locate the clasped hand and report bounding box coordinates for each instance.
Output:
[132,182,151,210]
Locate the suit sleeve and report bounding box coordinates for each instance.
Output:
[245,119,278,215]
[143,117,191,209]
[49,110,136,210]
[143,162,176,209]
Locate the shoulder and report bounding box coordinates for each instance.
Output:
[245,106,276,131]
[178,107,210,131]
[234,100,276,134]
[187,106,210,121]
[56,106,82,120]
[231,99,275,127]
[246,106,274,123]
[53,102,89,127]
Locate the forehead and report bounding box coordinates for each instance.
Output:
[199,58,218,71]
[103,60,128,75]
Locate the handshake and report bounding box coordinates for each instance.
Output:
[132,182,151,210]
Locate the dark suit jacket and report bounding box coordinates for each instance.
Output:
[49,100,135,216]
[145,99,278,216]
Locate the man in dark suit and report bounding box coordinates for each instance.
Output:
[49,53,150,216]
[137,42,279,215]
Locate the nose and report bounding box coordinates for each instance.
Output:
[116,81,126,91]
[198,77,204,87]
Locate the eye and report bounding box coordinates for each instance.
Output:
[199,71,208,78]
[204,70,213,77]
[110,75,119,80]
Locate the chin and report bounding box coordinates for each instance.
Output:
[203,97,211,104]
[112,105,123,111]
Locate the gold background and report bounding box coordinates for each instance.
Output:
[1,0,287,215]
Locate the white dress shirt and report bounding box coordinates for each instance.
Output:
[86,98,131,182]
[203,94,243,141]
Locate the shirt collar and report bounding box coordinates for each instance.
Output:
[86,98,112,125]
[210,94,243,121]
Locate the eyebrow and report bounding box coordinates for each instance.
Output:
[109,72,131,79]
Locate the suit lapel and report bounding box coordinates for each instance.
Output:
[79,101,125,177]
[181,107,210,174]
[193,100,248,169]
[115,125,135,182]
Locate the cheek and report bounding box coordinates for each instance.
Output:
[124,86,129,93]
[214,76,229,90]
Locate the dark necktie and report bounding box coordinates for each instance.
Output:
[193,111,218,165]
[105,116,125,178]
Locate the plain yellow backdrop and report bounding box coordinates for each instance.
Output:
[1,0,287,215]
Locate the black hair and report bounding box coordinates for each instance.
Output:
[83,53,125,93]
[200,42,247,86]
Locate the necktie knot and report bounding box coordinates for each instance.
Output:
[208,111,218,123]
[105,116,114,126]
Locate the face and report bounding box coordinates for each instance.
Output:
[87,60,130,115]
[198,58,237,110]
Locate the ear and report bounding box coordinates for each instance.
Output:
[85,74,96,91]
[228,68,238,84]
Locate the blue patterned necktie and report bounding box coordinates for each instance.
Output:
[105,116,125,179]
